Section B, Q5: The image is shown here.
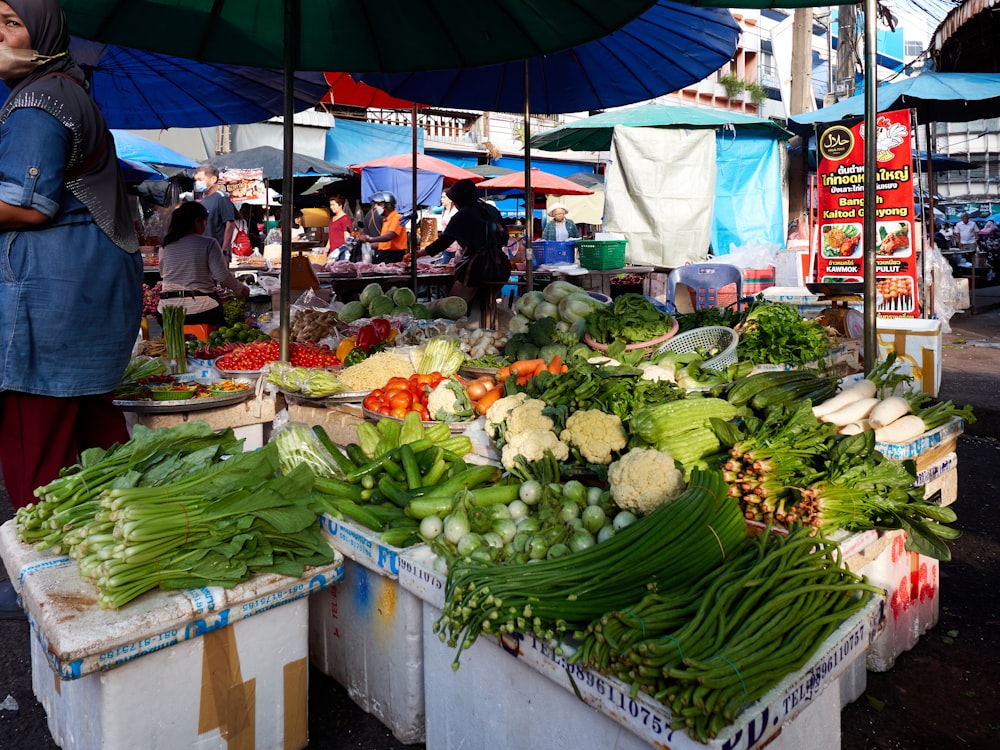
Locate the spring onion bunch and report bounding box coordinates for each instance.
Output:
[436,469,748,669]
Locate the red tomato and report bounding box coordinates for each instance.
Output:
[418,406,431,421]
[390,405,409,419]
[389,391,412,409]
[363,393,381,411]
[376,404,392,416]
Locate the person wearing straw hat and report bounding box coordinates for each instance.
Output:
[542,203,580,242]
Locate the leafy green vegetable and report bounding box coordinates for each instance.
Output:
[735,301,831,366]
[584,293,674,344]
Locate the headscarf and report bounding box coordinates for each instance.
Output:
[0,0,137,253]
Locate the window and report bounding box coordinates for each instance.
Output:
[904,40,923,58]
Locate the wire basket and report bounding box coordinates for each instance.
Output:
[654,326,738,371]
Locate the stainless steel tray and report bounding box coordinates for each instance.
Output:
[114,389,253,413]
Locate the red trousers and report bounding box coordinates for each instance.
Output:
[0,392,130,509]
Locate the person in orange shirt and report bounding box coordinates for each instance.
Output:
[360,191,408,263]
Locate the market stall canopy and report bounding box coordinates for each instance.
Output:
[111,130,199,169]
[59,1,666,73]
[464,164,520,179]
[355,1,739,114]
[360,167,444,215]
[119,159,164,183]
[476,169,595,196]
[322,73,420,110]
[68,38,328,129]
[349,154,484,186]
[916,151,975,172]
[531,103,792,152]
[201,147,352,180]
[788,70,1000,132]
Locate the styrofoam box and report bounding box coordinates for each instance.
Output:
[401,547,881,750]
[311,516,425,744]
[0,520,343,750]
[855,530,939,673]
[876,317,943,396]
[875,417,964,461]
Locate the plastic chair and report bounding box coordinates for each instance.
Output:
[666,263,744,312]
[183,324,218,341]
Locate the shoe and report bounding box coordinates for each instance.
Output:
[957,259,973,268]
[0,580,23,619]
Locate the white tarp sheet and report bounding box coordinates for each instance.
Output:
[603,126,715,267]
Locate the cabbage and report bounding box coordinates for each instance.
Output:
[338,300,367,323]
[417,336,465,376]
[359,283,384,308]
[542,280,582,305]
[533,300,560,320]
[367,295,395,316]
[514,290,545,318]
[558,292,606,325]
[392,287,417,308]
[428,296,468,320]
[508,314,531,334]
[411,303,432,320]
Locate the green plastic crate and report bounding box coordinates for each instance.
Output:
[577,239,627,270]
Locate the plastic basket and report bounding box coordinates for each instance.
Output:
[654,326,739,371]
[532,240,576,266]
[577,239,627,270]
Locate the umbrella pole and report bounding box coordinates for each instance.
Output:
[278,0,298,363]
[411,103,419,295]
[923,120,936,319]
[523,61,534,293]
[862,0,878,374]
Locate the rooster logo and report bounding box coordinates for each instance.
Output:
[860,116,908,162]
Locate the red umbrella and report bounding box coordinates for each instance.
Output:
[322,72,420,110]
[476,168,594,195]
[349,153,484,186]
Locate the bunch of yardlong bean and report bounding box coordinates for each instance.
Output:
[571,526,882,742]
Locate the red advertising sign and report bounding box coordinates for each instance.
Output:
[815,109,918,317]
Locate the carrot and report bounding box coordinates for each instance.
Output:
[509,359,545,377]
[560,364,568,373]
[532,360,548,378]
[496,366,513,382]
[475,387,503,415]
[546,355,563,375]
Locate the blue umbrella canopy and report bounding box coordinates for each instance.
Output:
[67,38,330,130]
[789,71,1000,131]
[111,130,199,169]
[356,1,739,114]
[360,167,444,215]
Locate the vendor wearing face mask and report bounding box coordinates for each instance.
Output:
[0,0,142,543]
[359,191,408,263]
[192,164,237,262]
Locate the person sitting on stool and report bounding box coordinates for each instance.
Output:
[157,201,249,327]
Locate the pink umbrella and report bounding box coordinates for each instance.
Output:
[349,153,484,186]
[476,168,594,195]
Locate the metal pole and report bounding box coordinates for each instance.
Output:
[923,120,936,319]
[411,103,419,295]
[862,0,878,373]
[278,0,298,363]
[524,61,534,292]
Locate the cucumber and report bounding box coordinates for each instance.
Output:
[750,376,838,410]
[726,370,817,407]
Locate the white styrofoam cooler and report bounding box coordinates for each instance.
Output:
[0,519,343,750]
[400,547,881,750]
[311,514,425,744]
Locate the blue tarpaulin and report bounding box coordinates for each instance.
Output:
[325,119,424,168]
[360,166,443,215]
[711,135,784,255]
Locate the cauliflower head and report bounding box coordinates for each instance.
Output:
[501,428,569,471]
[559,409,627,465]
[505,398,554,437]
[484,392,528,438]
[607,448,685,515]
[426,378,473,422]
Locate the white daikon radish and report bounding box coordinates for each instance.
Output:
[868,396,912,429]
[838,419,871,435]
[874,414,927,443]
[812,379,878,419]
[821,397,879,427]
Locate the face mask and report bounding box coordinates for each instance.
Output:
[194,180,208,193]
[374,206,385,216]
[0,48,63,80]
